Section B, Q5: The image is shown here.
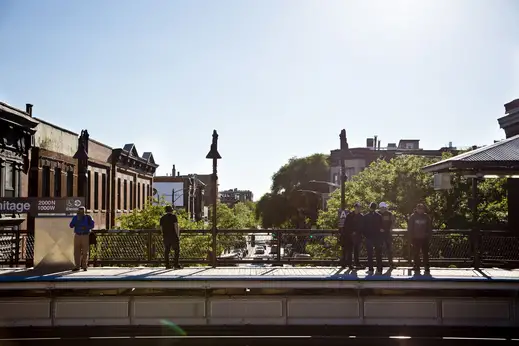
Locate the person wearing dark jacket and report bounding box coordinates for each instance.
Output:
[363,202,383,272]
[379,202,394,267]
[407,203,432,272]
[341,202,364,269]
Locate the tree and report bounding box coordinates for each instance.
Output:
[256,154,330,228]
[109,198,259,264]
[317,154,507,230]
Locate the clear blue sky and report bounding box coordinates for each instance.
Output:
[1,0,518,200]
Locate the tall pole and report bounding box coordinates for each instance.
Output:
[206,130,221,268]
[339,129,347,210]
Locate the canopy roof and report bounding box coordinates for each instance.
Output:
[423,134,519,174]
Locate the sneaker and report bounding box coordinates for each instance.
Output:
[71,267,79,272]
[174,265,183,270]
[82,267,87,272]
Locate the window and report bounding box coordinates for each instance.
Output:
[66,171,74,197]
[129,181,133,210]
[142,184,146,205]
[137,182,141,209]
[117,178,121,210]
[123,180,127,210]
[101,173,107,210]
[54,168,62,197]
[87,170,91,209]
[42,166,51,197]
[94,172,99,210]
[3,162,15,197]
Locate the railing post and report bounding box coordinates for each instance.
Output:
[14,230,21,267]
[276,230,281,262]
[146,230,153,262]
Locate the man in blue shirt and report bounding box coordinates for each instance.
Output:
[69,206,95,271]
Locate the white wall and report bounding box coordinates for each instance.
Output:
[154,182,184,207]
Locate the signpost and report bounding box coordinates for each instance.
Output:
[0,197,85,216]
[338,208,348,228]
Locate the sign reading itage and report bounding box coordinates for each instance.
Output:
[0,197,85,216]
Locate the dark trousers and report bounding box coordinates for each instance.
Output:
[411,237,430,269]
[164,240,180,268]
[340,234,360,267]
[366,238,383,270]
[381,232,393,264]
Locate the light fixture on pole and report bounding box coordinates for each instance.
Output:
[206,130,221,268]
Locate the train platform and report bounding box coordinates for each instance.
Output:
[0,266,518,290]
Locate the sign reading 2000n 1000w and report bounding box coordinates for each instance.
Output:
[0,197,85,215]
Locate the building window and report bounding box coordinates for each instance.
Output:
[54,168,62,197]
[117,178,121,210]
[87,170,91,209]
[129,181,133,210]
[123,180,127,210]
[142,184,146,205]
[101,173,107,210]
[42,166,51,197]
[3,162,15,198]
[66,171,74,197]
[94,172,99,210]
[137,182,141,209]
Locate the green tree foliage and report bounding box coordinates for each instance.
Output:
[94,198,259,264]
[317,154,508,230]
[256,154,330,228]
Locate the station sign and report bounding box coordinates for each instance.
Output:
[338,209,348,228]
[0,197,85,215]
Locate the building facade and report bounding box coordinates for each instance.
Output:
[0,103,38,230]
[219,188,254,206]
[329,137,458,189]
[153,165,212,221]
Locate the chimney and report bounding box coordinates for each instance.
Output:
[366,138,374,149]
[373,135,378,150]
[25,104,33,116]
[378,140,381,150]
[172,164,176,177]
[177,171,180,177]
[498,98,519,138]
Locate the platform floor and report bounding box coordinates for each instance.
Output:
[0,266,518,285]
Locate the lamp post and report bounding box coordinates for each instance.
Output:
[206,130,221,267]
[339,129,348,211]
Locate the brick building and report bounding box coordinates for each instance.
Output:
[0,103,38,230]
[0,102,158,232]
[219,188,254,206]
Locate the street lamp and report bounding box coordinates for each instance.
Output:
[339,129,348,210]
[297,189,327,210]
[309,180,340,189]
[206,130,221,267]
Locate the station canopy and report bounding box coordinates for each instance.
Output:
[423,134,519,176]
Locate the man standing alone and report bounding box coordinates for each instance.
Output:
[407,203,432,273]
[160,205,181,269]
[69,206,95,271]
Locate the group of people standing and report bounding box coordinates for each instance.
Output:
[339,202,432,273]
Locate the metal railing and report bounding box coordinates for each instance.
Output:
[1,229,518,268]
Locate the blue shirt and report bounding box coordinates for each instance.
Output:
[69,215,95,235]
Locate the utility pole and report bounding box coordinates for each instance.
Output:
[339,129,348,210]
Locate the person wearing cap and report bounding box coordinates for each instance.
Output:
[160,205,182,269]
[363,202,383,273]
[379,202,395,268]
[69,206,95,271]
[342,202,364,269]
[407,203,432,273]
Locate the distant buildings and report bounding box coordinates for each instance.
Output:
[219,188,253,206]
[152,165,217,221]
[324,137,459,206]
